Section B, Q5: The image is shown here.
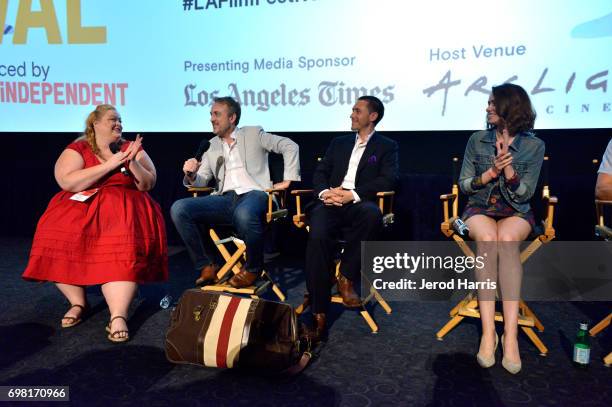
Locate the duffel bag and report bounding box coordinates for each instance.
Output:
[165,289,310,372]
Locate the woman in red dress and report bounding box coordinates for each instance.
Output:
[23,104,168,342]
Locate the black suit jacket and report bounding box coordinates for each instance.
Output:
[312,132,399,202]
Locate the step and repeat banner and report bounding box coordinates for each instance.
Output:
[0,0,610,132]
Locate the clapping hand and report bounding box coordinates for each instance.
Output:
[124,134,143,161]
[493,150,512,173]
[106,148,129,170]
[494,129,512,171]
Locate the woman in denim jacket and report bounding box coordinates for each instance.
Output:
[459,83,544,374]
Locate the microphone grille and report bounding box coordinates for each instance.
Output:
[109,141,121,154]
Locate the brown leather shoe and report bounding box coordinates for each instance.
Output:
[336,273,361,307]
[302,313,327,344]
[228,268,260,288]
[195,263,219,286]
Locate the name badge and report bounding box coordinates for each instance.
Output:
[69,188,99,202]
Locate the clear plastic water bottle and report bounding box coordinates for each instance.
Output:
[159,294,173,309]
[572,322,590,368]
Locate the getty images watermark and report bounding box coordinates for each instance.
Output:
[371,251,492,291]
[362,241,612,302]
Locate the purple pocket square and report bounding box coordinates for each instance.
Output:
[367,155,377,164]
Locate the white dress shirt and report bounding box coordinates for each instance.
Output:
[221,131,261,194]
[320,131,374,203]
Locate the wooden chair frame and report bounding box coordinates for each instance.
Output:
[187,186,287,301]
[592,198,612,366]
[436,157,557,356]
[291,189,394,333]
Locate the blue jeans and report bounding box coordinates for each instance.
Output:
[170,190,268,274]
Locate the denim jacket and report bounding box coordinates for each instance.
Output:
[459,129,545,213]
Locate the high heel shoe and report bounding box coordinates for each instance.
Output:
[501,334,522,374]
[476,332,498,368]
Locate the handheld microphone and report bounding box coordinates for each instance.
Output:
[187,139,211,178]
[109,140,130,176]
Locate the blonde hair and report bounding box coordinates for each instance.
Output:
[82,104,117,155]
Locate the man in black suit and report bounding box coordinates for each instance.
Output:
[304,95,399,341]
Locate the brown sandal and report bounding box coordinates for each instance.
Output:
[106,316,130,343]
[61,304,87,328]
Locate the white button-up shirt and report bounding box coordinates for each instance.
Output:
[319,131,374,203]
[221,131,261,194]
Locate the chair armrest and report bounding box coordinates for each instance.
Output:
[440,193,457,201]
[291,189,315,196]
[377,191,395,197]
[291,189,396,228]
[543,195,558,204]
[266,187,288,194]
[187,186,214,197]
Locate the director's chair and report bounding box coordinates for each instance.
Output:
[436,156,557,356]
[187,186,287,301]
[291,189,394,333]
[592,166,612,366]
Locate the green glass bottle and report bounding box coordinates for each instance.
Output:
[572,323,590,368]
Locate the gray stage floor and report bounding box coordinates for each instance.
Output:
[1,237,610,406]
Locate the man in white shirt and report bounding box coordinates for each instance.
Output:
[171,97,300,288]
[304,96,398,341]
[596,138,612,200]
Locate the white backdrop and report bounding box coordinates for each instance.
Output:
[1,0,610,132]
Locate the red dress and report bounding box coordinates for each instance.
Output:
[23,140,168,285]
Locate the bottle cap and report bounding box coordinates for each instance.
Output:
[580,322,588,330]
